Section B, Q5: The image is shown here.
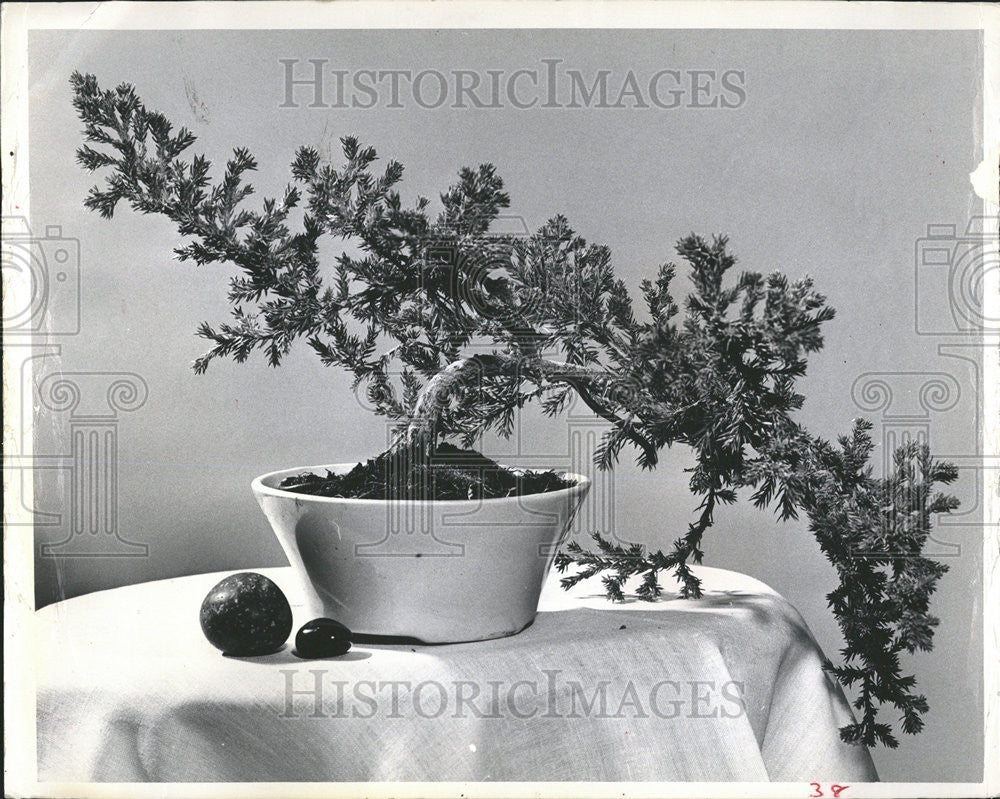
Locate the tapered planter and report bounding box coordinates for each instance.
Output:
[252,464,590,643]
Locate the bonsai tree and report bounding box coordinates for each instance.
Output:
[70,72,959,748]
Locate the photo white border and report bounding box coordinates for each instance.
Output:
[3,2,998,798]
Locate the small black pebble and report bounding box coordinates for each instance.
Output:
[294,617,353,659]
[619,624,627,630]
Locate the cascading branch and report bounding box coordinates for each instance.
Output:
[70,71,959,748]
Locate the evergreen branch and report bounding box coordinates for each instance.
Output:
[72,71,960,750]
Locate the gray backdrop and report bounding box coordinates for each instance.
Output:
[24,28,984,782]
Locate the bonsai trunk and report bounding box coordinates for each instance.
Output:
[386,353,657,464]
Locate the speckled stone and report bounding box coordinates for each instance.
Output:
[294,617,353,658]
[199,572,293,656]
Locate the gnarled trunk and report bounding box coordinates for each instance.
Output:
[386,353,656,464]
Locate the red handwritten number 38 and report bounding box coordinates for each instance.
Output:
[810,784,850,798]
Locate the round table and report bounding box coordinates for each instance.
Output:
[34,565,877,784]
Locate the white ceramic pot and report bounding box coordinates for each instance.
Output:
[252,464,591,643]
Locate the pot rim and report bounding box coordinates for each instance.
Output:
[252,462,591,507]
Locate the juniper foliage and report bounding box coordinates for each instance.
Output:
[71,72,959,748]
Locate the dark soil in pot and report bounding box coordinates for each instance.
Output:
[279,442,574,500]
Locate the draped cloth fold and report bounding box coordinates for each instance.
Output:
[35,565,877,783]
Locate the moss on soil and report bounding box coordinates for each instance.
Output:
[278,442,574,500]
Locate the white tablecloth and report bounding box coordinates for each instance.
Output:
[34,565,877,783]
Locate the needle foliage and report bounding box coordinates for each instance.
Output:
[71,72,959,747]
